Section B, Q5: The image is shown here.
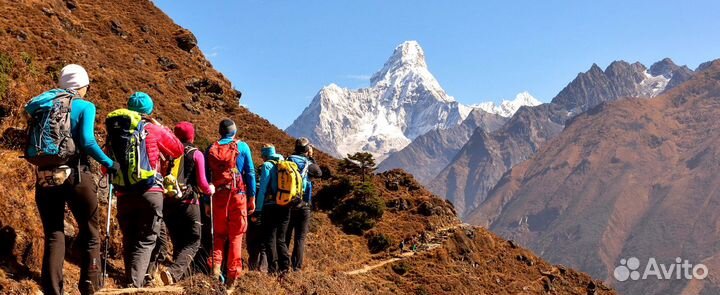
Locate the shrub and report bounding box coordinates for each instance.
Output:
[314,177,352,211]
[330,181,386,235]
[0,52,13,75]
[367,232,392,254]
[391,261,410,276]
[0,73,8,101]
[415,286,430,295]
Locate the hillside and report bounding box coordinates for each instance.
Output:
[433,59,695,218]
[470,60,720,295]
[0,0,611,294]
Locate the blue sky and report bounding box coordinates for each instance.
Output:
[154,0,720,129]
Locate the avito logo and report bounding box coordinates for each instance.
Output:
[614,257,708,281]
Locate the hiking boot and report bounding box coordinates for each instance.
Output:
[226,277,236,289]
[212,265,225,283]
[159,268,174,286]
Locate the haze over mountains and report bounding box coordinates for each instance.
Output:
[286,41,539,162]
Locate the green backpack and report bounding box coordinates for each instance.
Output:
[105,109,158,191]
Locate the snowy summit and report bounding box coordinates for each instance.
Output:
[286,41,540,161]
[472,92,542,117]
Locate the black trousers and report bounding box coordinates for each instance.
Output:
[246,213,267,271]
[262,204,291,274]
[147,221,169,284]
[163,198,202,281]
[36,170,100,295]
[117,191,163,288]
[285,205,311,271]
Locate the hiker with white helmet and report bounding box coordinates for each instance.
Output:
[24,64,120,295]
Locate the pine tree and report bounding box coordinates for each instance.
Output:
[340,152,377,181]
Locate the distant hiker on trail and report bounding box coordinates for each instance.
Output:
[285,137,322,271]
[153,122,216,285]
[256,144,292,275]
[106,92,184,288]
[25,64,119,295]
[206,119,256,287]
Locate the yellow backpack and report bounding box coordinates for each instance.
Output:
[271,159,304,206]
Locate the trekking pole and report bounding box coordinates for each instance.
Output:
[101,175,113,288]
[209,194,215,278]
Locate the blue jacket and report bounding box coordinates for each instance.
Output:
[288,155,313,204]
[71,99,114,168]
[256,154,284,212]
[213,137,257,198]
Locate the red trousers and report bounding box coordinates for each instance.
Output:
[208,189,247,279]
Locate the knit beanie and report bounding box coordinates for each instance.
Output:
[58,64,90,90]
[127,92,154,115]
[219,119,237,138]
[174,121,195,143]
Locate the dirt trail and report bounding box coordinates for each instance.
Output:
[96,286,184,295]
[95,223,468,294]
[344,223,469,275]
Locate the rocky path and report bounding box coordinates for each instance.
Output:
[96,286,184,295]
[96,223,469,294]
[344,223,469,275]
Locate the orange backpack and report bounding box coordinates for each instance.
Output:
[207,141,244,191]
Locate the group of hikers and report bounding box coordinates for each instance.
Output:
[23,64,321,295]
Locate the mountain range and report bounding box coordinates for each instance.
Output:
[432,58,696,218]
[286,41,539,162]
[470,60,720,295]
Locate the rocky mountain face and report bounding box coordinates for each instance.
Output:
[432,103,569,218]
[469,61,720,295]
[286,41,539,162]
[0,1,612,294]
[377,109,507,183]
[433,59,695,218]
[552,59,692,114]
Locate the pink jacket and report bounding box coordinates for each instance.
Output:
[145,123,184,170]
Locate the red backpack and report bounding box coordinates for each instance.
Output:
[208,140,244,191]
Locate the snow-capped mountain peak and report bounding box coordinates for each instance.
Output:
[287,41,470,161]
[471,92,542,117]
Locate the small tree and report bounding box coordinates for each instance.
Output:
[340,152,377,181]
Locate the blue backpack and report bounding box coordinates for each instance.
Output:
[24,89,78,169]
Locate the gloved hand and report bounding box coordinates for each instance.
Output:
[247,197,256,215]
[106,161,121,176]
[208,184,216,195]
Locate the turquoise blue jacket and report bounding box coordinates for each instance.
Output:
[71,99,113,168]
[256,154,284,212]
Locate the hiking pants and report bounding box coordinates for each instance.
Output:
[262,204,291,274]
[163,198,202,281]
[246,213,267,271]
[35,169,100,295]
[117,190,163,288]
[285,205,311,271]
[209,189,247,279]
[147,220,169,283]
